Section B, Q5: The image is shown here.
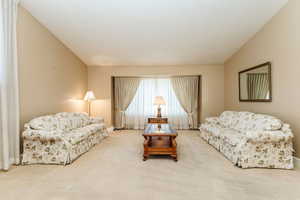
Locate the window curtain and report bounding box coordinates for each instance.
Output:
[0,0,21,171]
[114,77,141,129]
[171,76,199,129]
[125,79,189,130]
[247,73,269,99]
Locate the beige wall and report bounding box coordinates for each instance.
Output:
[224,0,300,157]
[18,7,88,128]
[88,65,224,126]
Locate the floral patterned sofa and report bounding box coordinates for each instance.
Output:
[22,112,108,165]
[199,111,294,169]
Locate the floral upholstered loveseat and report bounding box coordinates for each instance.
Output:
[199,111,294,169]
[22,112,108,165]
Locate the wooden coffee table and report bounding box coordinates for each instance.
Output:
[143,124,178,161]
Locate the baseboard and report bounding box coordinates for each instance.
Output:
[294,157,300,169]
[107,126,114,134]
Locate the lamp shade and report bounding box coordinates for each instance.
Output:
[84,91,96,101]
[154,96,166,105]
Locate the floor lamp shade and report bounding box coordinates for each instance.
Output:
[84,91,96,101]
[84,91,96,116]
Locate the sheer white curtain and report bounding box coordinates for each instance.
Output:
[125,78,189,130]
[0,0,21,171]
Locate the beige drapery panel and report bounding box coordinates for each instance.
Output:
[171,76,199,129]
[114,77,141,129]
[247,73,269,100]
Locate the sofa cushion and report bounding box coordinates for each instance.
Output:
[62,123,105,145]
[233,112,255,132]
[219,128,246,146]
[90,117,105,124]
[219,111,239,128]
[205,117,220,125]
[218,111,282,132]
[201,123,246,146]
[245,130,293,143]
[56,112,90,130]
[29,112,92,131]
[23,129,64,141]
[200,123,223,137]
[29,115,59,131]
[250,114,282,131]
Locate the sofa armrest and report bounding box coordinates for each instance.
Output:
[205,117,220,125]
[281,123,292,133]
[23,129,64,142]
[245,129,293,143]
[24,123,31,130]
[90,117,104,124]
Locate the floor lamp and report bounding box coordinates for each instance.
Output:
[84,91,96,116]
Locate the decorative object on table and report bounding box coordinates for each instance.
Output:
[153,96,166,118]
[199,111,294,169]
[84,91,96,116]
[143,124,178,161]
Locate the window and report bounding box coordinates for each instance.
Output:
[125,78,189,129]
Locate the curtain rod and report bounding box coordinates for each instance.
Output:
[112,75,201,78]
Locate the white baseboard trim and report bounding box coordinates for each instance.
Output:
[294,157,300,169]
[107,126,114,134]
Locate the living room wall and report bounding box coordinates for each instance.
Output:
[88,65,224,126]
[224,0,300,157]
[18,7,88,128]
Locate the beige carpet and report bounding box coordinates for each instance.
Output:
[1,131,300,200]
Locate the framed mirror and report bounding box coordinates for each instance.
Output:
[239,62,272,102]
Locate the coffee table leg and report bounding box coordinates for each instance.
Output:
[171,136,177,161]
[171,155,177,162]
[143,137,149,161]
[143,156,147,161]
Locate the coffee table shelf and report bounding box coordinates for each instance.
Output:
[143,124,178,161]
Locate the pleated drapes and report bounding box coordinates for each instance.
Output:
[114,77,141,129]
[247,73,269,100]
[171,76,199,129]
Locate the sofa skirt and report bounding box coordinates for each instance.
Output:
[199,130,294,169]
[22,130,108,165]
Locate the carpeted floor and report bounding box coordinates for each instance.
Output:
[1,130,300,200]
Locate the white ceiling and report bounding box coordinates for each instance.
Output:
[21,0,288,66]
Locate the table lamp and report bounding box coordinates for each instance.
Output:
[154,96,166,118]
[84,91,96,116]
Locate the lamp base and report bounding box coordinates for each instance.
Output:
[157,106,162,118]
